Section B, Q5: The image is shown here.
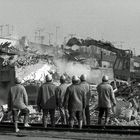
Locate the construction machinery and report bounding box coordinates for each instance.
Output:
[66,38,140,82]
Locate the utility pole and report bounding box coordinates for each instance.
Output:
[38,29,41,43]
[40,36,45,44]
[35,28,44,44]
[133,48,136,56]
[47,32,53,45]
[11,25,14,35]
[56,26,60,45]
[0,25,4,37]
[34,31,37,42]
[5,24,10,36]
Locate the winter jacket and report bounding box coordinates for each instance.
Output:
[97,82,116,108]
[8,84,28,110]
[37,81,56,109]
[55,83,68,107]
[64,83,86,111]
[80,81,91,105]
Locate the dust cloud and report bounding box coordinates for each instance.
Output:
[54,59,114,84]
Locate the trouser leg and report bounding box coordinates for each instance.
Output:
[70,120,74,128]
[22,108,30,126]
[98,108,104,125]
[82,109,86,125]
[69,111,75,128]
[98,117,102,125]
[65,109,69,125]
[43,116,47,128]
[104,117,109,125]
[77,111,83,129]
[59,107,65,124]
[49,109,55,127]
[12,110,19,132]
[85,105,90,125]
[14,121,18,132]
[104,108,110,125]
[24,115,29,125]
[43,109,48,128]
[78,120,83,129]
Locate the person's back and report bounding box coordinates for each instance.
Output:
[80,81,90,106]
[37,74,56,128]
[39,82,56,109]
[97,75,116,125]
[10,84,28,110]
[64,75,86,129]
[55,75,68,124]
[56,83,67,107]
[97,82,114,108]
[67,83,85,111]
[8,77,30,133]
[80,74,91,125]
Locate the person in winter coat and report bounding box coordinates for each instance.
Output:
[64,75,86,129]
[37,74,56,128]
[8,77,30,132]
[80,74,91,125]
[97,75,116,125]
[55,75,69,124]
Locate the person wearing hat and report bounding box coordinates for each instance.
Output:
[64,75,86,129]
[80,74,91,125]
[37,74,56,128]
[97,75,116,125]
[8,77,30,132]
[55,75,68,124]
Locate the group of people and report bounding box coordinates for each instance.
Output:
[37,74,91,129]
[8,74,116,132]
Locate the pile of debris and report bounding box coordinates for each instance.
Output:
[15,54,54,68]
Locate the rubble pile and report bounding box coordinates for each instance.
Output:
[15,54,54,68]
[15,55,39,68]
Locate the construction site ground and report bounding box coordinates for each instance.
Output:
[0,129,140,140]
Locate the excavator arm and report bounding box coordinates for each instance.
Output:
[66,37,140,82]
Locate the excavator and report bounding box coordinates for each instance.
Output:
[66,37,140,82]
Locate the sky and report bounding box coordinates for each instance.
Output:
[0,0,140,54]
